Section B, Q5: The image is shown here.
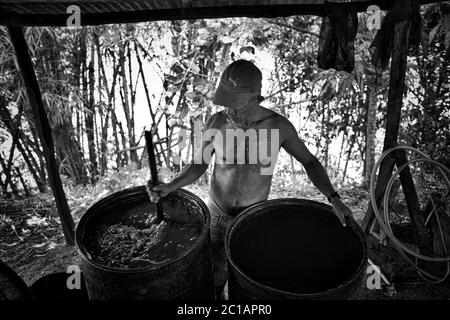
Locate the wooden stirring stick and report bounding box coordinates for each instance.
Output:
[145,130,165,223]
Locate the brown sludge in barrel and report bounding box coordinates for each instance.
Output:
[91,218,201,268]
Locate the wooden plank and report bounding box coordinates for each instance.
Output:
[0,0,324,5]
[363,0,434,260]
[395,150,433,256]
[0,0,436,6]
[0,5,325,27]
[361,17,411,233]
[362,1,412,234]
[7,26,75,246]
[0,0,432,27]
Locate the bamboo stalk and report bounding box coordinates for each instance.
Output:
[8,26,75,245]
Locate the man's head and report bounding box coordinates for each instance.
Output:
[213,59,262,111]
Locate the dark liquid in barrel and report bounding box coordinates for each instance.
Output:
[82,194,205,269]
[89,206,202,268]
[230,207,364,294]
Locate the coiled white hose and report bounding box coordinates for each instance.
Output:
[370,145,450,283]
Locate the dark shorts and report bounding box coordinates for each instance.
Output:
[207,196,235,288]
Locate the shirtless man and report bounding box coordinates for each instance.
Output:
[147,60,353,299]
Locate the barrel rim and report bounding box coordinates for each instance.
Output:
[75,185,210,274]
[225,198,367,298]
[0,260,36,300]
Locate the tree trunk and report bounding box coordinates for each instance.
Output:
[364,81,377,187]
[117,120,129,166]
[83,33,99,182]
[15,166,29,197]
[0,97,47,192]
[337,132,346,174]
[52,127,88,184]
[36,26,88,185]
[342,134,356,184]
[111,110,122,169]
[323,103,331,171]
[118,39,138,164]
[0,152,19,196]
[0,172,8,196]
[134,41,167,162]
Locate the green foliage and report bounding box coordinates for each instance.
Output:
[1,9,449,197]
[402,3,450,165]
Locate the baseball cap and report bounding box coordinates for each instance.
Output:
[213,60,262,109]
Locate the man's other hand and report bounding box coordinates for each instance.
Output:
[331,198,353,227]
[146,180,175,203]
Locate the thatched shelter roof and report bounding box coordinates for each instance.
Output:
[0,0,437,26]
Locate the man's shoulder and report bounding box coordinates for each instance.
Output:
[205,111,227,129]
[257,107,290,127]
[258,109,297,142]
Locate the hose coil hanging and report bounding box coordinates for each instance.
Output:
[370,145,450,283]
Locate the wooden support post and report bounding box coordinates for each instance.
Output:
[361,156,395,232]
[362,19,412,233]
[395,150,433,256]
[362,12,431,257]
[7,26,75,246]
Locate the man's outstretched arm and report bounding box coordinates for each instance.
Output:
[147,114,220,202]
[280,117,352,226]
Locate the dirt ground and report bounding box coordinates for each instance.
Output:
[0,195,82,285]
[1,187,449,299]
[356,234,450,300]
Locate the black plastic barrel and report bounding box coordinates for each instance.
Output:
[30,272,89,300]
[75,186,214,300]
[225,199,367,299]
[0,260,35,300]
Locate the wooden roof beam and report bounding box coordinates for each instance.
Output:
[0,0,429,27]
